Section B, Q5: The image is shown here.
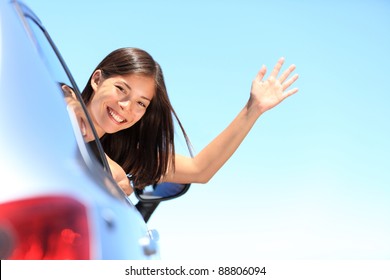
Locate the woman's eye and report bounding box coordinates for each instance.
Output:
[138,101,146,108]
[116,85,126,93]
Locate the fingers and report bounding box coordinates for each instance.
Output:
[269,57,285,79]
[278,64,296,83]
[256,58,299,91]
[255,65,267,82]
[269,57,298,83]
[283,87,299,99]
[282,73,299,91]
[270,57,299,92]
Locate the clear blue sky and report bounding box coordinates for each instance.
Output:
[24,0,390,260]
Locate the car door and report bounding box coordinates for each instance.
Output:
[0,0,162,259]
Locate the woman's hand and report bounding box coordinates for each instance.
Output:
[105,153,133,195]
[249,57,299,115]
[61,84,94,142]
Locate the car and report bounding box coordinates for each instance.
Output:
[0,0,190,260]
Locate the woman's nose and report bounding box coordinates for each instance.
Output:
[118,100,131,110]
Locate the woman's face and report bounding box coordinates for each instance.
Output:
[88,70,155,137]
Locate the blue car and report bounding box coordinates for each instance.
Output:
[0,0,190,260]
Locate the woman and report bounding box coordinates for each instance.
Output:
[80,47,299,195]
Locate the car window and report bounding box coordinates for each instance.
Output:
[16,12,130,201]
[23,16,110,168]
[24,17,73,87]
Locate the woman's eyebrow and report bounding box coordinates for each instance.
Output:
[120,81,132,91]
[141,96,151,102]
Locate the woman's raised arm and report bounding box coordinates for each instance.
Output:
[164,57,299,184]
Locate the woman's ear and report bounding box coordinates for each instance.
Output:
[91,69,102,91]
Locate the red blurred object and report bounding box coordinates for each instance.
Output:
[0,196,90,259]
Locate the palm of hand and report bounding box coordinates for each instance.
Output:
[250,58,299,114]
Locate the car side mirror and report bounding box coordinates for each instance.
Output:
[134,182,190,202]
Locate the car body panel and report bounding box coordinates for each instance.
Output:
[0,0,158,260]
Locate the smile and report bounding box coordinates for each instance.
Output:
[107,107,127,124]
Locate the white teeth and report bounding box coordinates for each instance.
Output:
[108,108,125,123]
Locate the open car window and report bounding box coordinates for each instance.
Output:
[16,4,129,199]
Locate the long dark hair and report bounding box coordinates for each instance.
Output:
[82,48,191,188]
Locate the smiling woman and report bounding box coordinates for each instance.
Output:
[78,47,298,195]
[81,47,183,190]
[87,72,154,136]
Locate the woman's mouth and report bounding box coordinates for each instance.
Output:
[107,107,127,124]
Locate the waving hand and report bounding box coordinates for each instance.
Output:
[249,57,299,115]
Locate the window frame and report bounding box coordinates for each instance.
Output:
[18,7,112,174]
